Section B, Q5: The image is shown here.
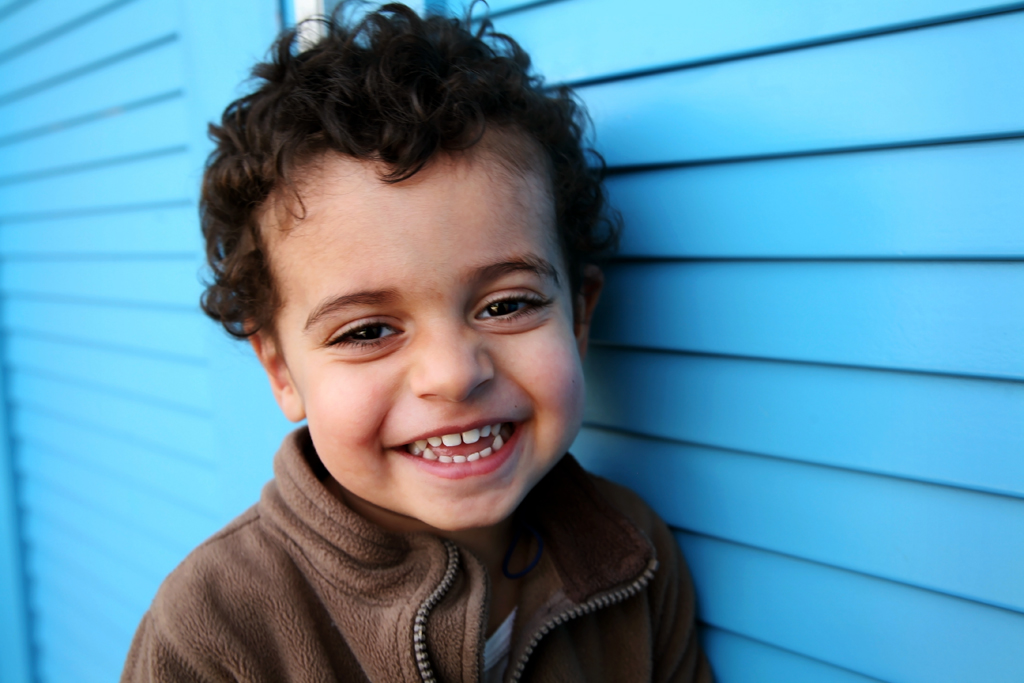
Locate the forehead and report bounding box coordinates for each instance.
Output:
[258,136,560,309]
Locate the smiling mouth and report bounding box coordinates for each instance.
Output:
[404,423,514,464]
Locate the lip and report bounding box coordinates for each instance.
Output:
[398,418,519,448]
[400,422,521,481]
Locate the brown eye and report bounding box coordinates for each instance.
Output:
[350,324,387,340]
[330,322,399,346]
[484,300,525,317]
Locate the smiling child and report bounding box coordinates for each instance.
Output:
[122,4,711,682]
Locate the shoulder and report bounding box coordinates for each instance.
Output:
[586,472,665,537]
[582,470,697,623]
[156,506,287,615]
[156,501,325,631]
[585,472,712,682]
[585,470,681,572]
[125,506,317,680]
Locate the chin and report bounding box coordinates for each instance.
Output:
[420,500,517,533]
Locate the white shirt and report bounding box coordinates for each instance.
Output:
[482,608,517,683]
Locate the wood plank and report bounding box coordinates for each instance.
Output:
[583,347,1024,497]
[21,486,189,587]
[7,334,210,412]
[29,610,126,683]
[17,442,220,549]
[0,151,193,213]
[679,532,1024,683]
[11,407,218,506]
[608,139,1024,258]
[1,257,204,308]
[0,95,188,179]
[34,632,113,683]
[0,203,199,255]
[0,0,129,54]
[26,579,134,682]
[0,39,183,134]
[25,529,153,618]
[16,438,218,535]
[578,12,1024,166]
[594,261,1024,380]
[0,361,30,683]
[7,371,216,464]
[489,0,1024,84]
[1,298,209,359]
[0,0,177,94]
[700,627,884,683]
[574,426,1024,613]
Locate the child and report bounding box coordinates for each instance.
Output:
[122,4,711,682]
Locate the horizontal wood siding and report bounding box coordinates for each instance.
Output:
[490,1,1024,681]
[0,1,219,680]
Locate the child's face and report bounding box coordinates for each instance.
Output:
[252,141,600,533]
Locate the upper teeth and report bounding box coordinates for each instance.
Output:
[409,424,505,463]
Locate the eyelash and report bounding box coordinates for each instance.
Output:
[327,294,551,349]
[478,293,552,321]
[328,321,397,349]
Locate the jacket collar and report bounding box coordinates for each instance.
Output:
[263,426,655,603]
[519,453,655,603]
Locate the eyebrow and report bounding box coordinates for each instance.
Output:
[475,256,560,287]
[304,289,398,332]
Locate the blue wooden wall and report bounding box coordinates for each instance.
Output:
[0,1,287,681]
[0,1,1021,682]
[469,1,1024,681]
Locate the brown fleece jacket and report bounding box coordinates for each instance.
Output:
[122,428,712,682]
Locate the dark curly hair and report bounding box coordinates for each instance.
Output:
[200,2,619,339]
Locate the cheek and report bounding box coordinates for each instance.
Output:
[304,365,395,453]
[515,330,587,430]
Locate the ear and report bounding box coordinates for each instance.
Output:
[573,264,604,360]
[250,331,307,422]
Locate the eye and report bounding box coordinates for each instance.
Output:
[329,321,399,347]
[482,299,528,318]
[477,294,552,320]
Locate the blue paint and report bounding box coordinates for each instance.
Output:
[579,12,1024,166]
[0,97,191,178]
[679,532,1024,683]
[177,0,295,528]
[0,40,185,131]
[700,627,885,683]
[0,369,31,683]
[595,261,1024,380]
[0,205,199,254]
[8,369,217,463]
[608,139,1024,258]
[0,0,179,95]
[575,426,1024,614]
[3,258,204,307]
[0,153,194,213]
[584,347,1024,497]
[2,300,209,359]
[1,0,1021,680]
[490,0,1024,84]
[7,336,210,410]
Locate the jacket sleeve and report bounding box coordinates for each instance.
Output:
[120,611,227,683]
[647,516,714,683]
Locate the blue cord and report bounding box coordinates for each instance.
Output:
[502,523,543,579]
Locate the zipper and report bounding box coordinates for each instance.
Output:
[506,558,659,683]
[414,539,460,683]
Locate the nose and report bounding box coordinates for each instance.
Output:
[409,325,494,402]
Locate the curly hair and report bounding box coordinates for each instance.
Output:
[200,2,619,339]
